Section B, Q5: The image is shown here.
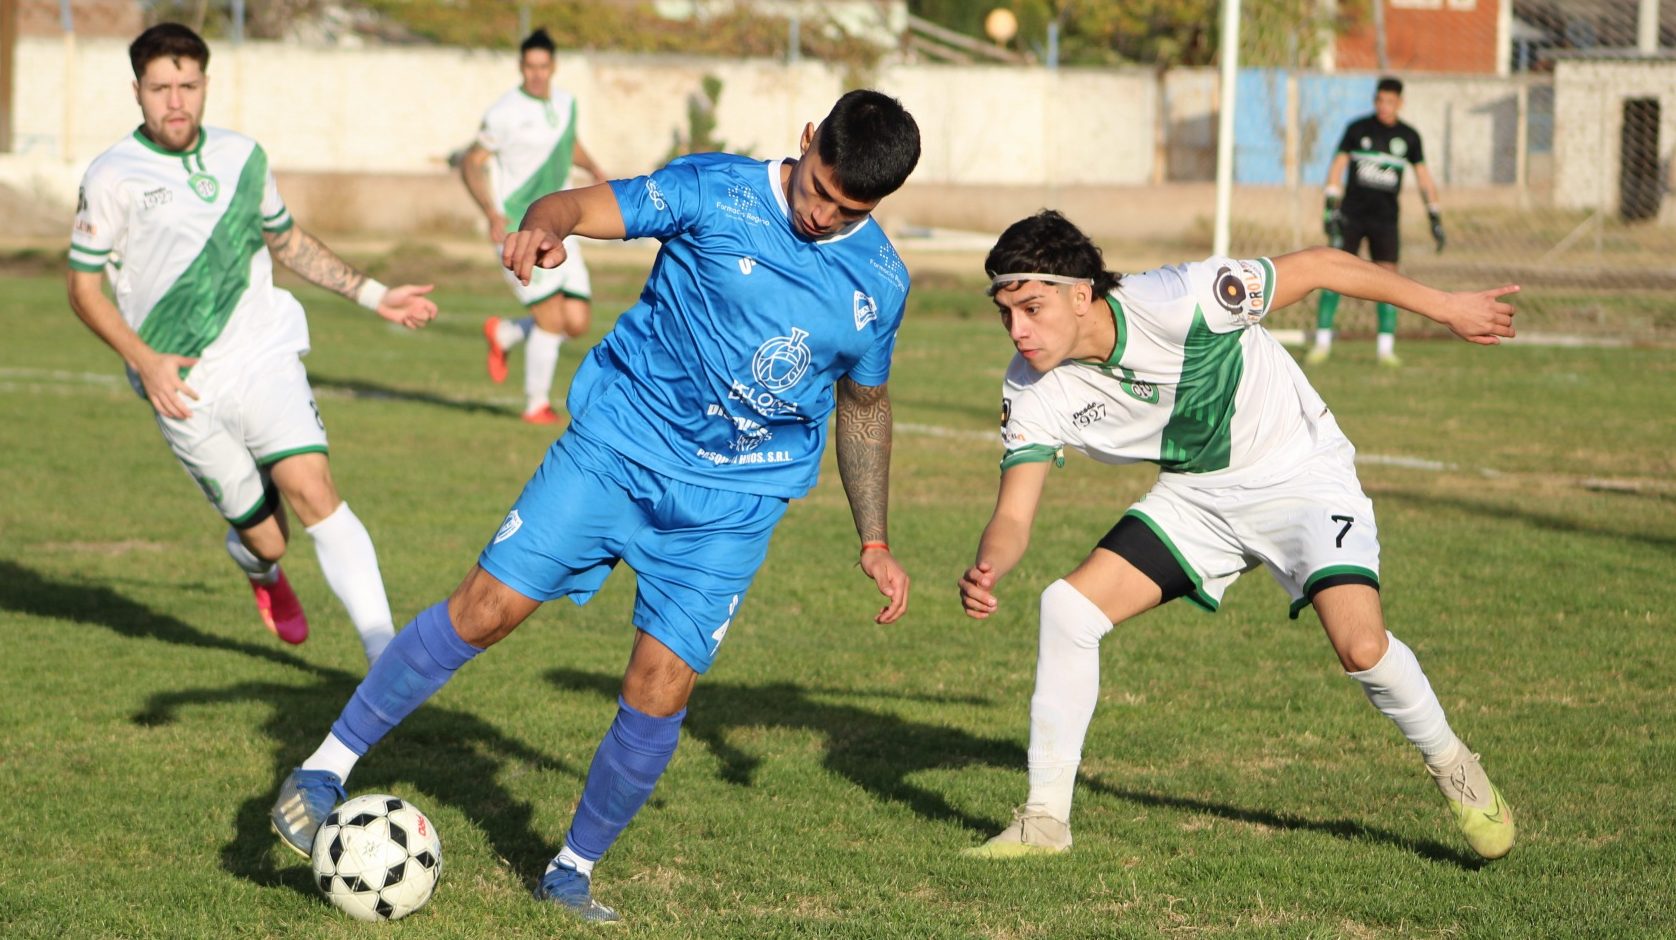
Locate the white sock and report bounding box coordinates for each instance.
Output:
[523,326,562,413]
[547,845,594,877]
[1376,332,1396,358]
[1348,631,1457,761]
[1314,328,1334,350]
[304,502,396,664]
[300,732,361,781]
[225,528,278,583]
[497,315,532,350]
[1026,579,1114,823]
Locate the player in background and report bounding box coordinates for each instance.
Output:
[957,210,1516,862]
[66,24,437,665]
[271,90,920,922]
[461,27,607,425]
[1308,76,1445,368]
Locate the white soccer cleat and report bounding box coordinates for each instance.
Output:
[1428,748,1515,860]
[961,805,1072,859]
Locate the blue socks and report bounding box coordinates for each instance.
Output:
[564,696,686,862]
[331,601,482,755]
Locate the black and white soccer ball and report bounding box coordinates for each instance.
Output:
[310,794,443,922]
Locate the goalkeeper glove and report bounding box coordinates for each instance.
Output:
[1428,206,1446,253]
[1323,194,1344,247]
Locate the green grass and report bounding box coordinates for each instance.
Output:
[2,259,1673,938]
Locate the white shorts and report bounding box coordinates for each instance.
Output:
[1124,429,1380,618]
[499,235,590,307]
[152,353,327,526]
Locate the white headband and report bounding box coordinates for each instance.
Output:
[987,272,1092,296]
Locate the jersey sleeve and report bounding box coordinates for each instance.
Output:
[1188,256,1276,333]
[1336,121,1358,154]
[998,362,1065,471]
[608,158,705,241]
[68,165,124,273]
[258,152,293,234]
[474,107,501,152]
[1406,127,1426,165]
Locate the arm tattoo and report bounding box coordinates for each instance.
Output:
[265,225,366,300]
[835,376,893,544]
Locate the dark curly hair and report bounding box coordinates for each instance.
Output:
[129,23,209,79]
[985,210,1122,296]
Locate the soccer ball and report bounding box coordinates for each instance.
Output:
[310,794,443,922]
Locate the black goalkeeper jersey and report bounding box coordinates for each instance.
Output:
[1335,115,1426,222]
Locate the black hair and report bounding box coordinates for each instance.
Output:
[521,28,557,56]
[1376,76,1404,96]
[985,210,1122,297]
[129,23,209,79]
[814,89,921,203]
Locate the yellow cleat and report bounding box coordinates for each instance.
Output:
[1377,352,1404,369]
[1304,345,1331,366]
[1429,750,1515,859]
[960,805,1072,859]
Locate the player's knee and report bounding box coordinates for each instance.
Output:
[240,527,288,563]
[1040,579,1114,650]
[1336,629,1390,673]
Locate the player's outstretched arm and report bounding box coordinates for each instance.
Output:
[1270,247,1516,345]
[502,182,627,286]
[960,461,1049,620]
[66,268,199,419]
[264,225,438,330]
[835,377,910,624]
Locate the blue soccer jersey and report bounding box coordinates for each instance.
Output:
[567,152,910,499]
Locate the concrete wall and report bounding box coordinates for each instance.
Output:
[1553,58,1676,214]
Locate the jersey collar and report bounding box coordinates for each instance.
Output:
[767,158,871,245]
[131,124,207,158]
[1071,294,1127,371]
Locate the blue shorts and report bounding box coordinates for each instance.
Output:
[478,430,789,673]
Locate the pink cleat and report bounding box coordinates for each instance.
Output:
[251,569,309,644]
[484,317,509,384]
[522,404,563,426]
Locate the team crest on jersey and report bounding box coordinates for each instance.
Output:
[493,509,523,544]
[1390,137,1408,158]
[853,291,878,330]
[751,327,812,394]
[187,171,220,203]
[1119,366,1160,404]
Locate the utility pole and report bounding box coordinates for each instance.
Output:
[1372,0,1388,70]
[0,0,16,153]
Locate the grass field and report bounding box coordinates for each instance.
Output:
[2,254,1673,939]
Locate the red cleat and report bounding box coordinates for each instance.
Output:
[251,569,309,645]
[483,316,509,384]
[521,404,563,426]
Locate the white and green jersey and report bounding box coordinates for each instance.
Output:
[1000,257,1330,486]
[476,86,579,228]
[69,127,308,394]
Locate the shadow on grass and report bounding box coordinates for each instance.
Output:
[0,559,331,678]
[309,373,512,418]
[549,665,1483,868]
[134,678,581,899]
[1378,486,1676,551]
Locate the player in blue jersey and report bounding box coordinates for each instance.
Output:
[270,89,921,922]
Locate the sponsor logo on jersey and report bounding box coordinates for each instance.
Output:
[1213,262,1267,325]
[187,172,219,203]
[493,509,523,544]
[868,244,907,292]
[76,187,88,214]
[192,474,223,503]
[853,291,878,330]
[706,403,775,453]
[1072,401,1106,427]
[1000,397,1011,428]
[646,178,667,211]
[1354,160,1400,191]
[738,257,757,275]
[142,186,172,211]
[717,181,773,227]
[1361,136,1372,149]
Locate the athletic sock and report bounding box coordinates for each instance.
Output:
[1376,329,1397,359]
[1347,631,1457,761]
[523,326,562,413]
[305,502,396,663]
[1376,302,1399,341]
[1026,579,1114,822]
[547,846,595,878]
[326,600,483,765]
[225,528,278,583]
[300,731,361,781]
[563,696,686,863]
[497,315,533,350]
[1316,290,1341,335]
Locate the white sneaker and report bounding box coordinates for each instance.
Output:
[960,805,1072,858]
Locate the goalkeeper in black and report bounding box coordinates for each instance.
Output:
[1308,76,1444,367]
